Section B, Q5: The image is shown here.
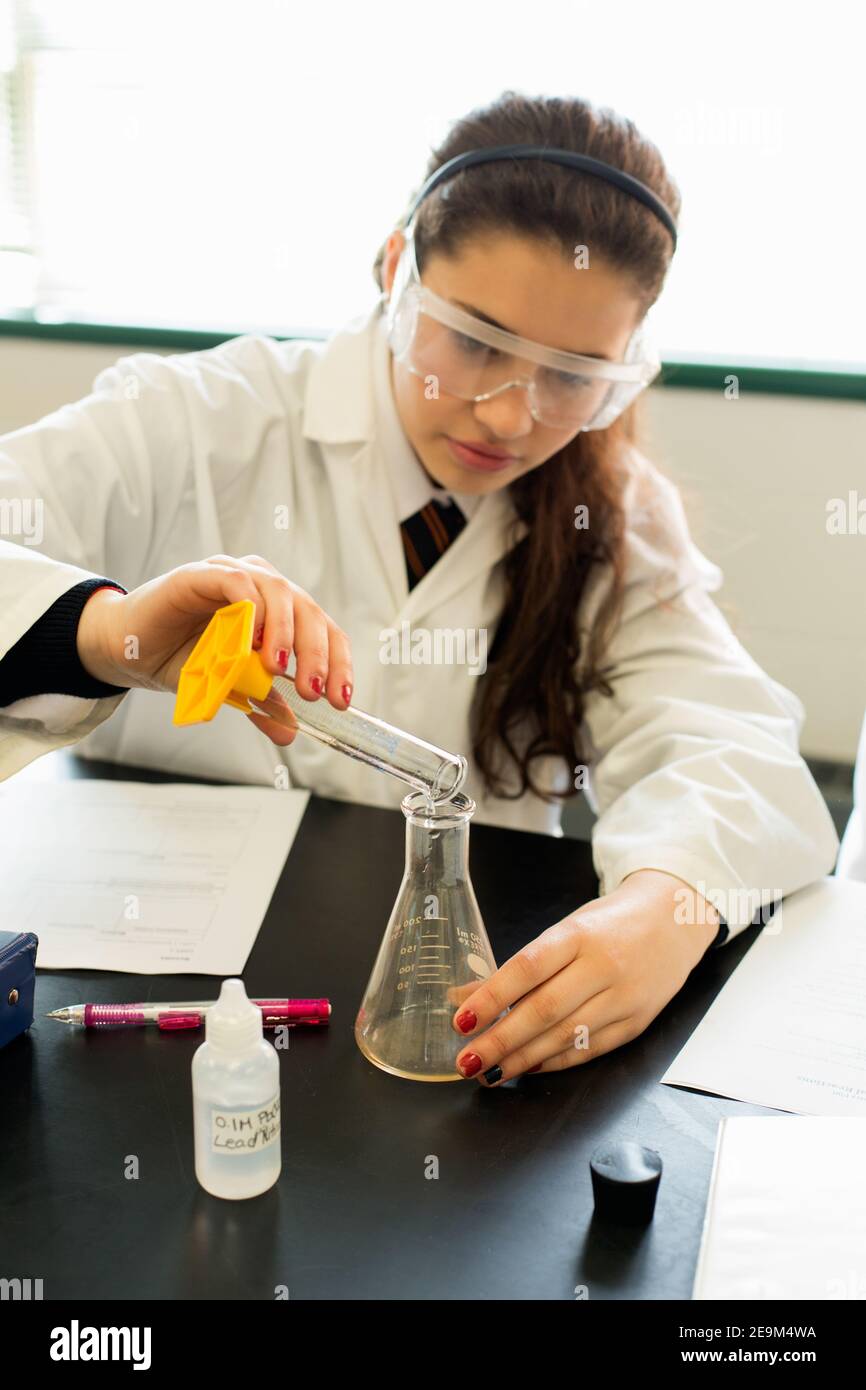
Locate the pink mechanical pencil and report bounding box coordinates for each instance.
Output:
[46,999,331,1030]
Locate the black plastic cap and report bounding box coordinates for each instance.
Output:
[590,1140,663,1225]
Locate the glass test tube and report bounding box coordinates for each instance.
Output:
[265,674,467,802]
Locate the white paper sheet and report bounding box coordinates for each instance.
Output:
[662,876,866,1116]
[693,1116,866,1300]
[0,780,309,974]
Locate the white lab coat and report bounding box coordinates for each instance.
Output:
[0,305,838,935]
[0,541,126,777]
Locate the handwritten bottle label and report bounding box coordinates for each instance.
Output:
[210,1093,281,1155]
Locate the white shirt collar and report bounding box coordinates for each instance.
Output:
[371,311,482,525]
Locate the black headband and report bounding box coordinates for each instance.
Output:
[404,144,677,250]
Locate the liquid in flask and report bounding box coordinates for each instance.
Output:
[354,791,497,1082]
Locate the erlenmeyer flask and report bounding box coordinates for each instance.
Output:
[354,791,498,1082]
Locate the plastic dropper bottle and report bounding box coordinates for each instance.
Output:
[192,978,281,1200]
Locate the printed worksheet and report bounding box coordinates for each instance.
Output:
[663,877,866,1116]
[0,780,308,974]
[693,1117,866,1299]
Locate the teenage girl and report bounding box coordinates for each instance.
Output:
[0,92,837,1082]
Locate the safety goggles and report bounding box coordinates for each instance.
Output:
[385,228,660,431]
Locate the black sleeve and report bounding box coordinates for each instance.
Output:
[711,917,730,948]
[0,578,129,707]
[710,900,782,950]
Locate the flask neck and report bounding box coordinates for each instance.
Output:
[405,815,470,881]
[401,792,476,883]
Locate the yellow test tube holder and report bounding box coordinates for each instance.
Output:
[173,600,274,725]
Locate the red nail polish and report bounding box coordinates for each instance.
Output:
[276,649,289,670]
[455,1010,477,1034]
[341,683,352,706]
[458,1052,483,1077]
[310,675,324,695]
[254,624,264,648]
[527,1063,543,1073]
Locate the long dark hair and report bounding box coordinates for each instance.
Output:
[374,93,681,801]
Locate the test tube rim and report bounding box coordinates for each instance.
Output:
[401,790,476,829]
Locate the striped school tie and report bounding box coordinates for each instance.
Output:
[400,498,467,591]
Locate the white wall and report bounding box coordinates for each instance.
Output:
[643,388,865,764]
[1,336,864,762]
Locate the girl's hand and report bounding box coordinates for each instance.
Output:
[75,554,354,745]
[451,869,721,1083]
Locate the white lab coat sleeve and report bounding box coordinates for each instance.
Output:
[579,453,839,939]
[0,542,126,780]
[0,342,214,588]
[0,334,291,584]
[836,713,866,880]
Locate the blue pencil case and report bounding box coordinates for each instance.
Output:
[0,931,38,1049]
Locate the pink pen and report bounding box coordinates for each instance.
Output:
[46,999,331,1029]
